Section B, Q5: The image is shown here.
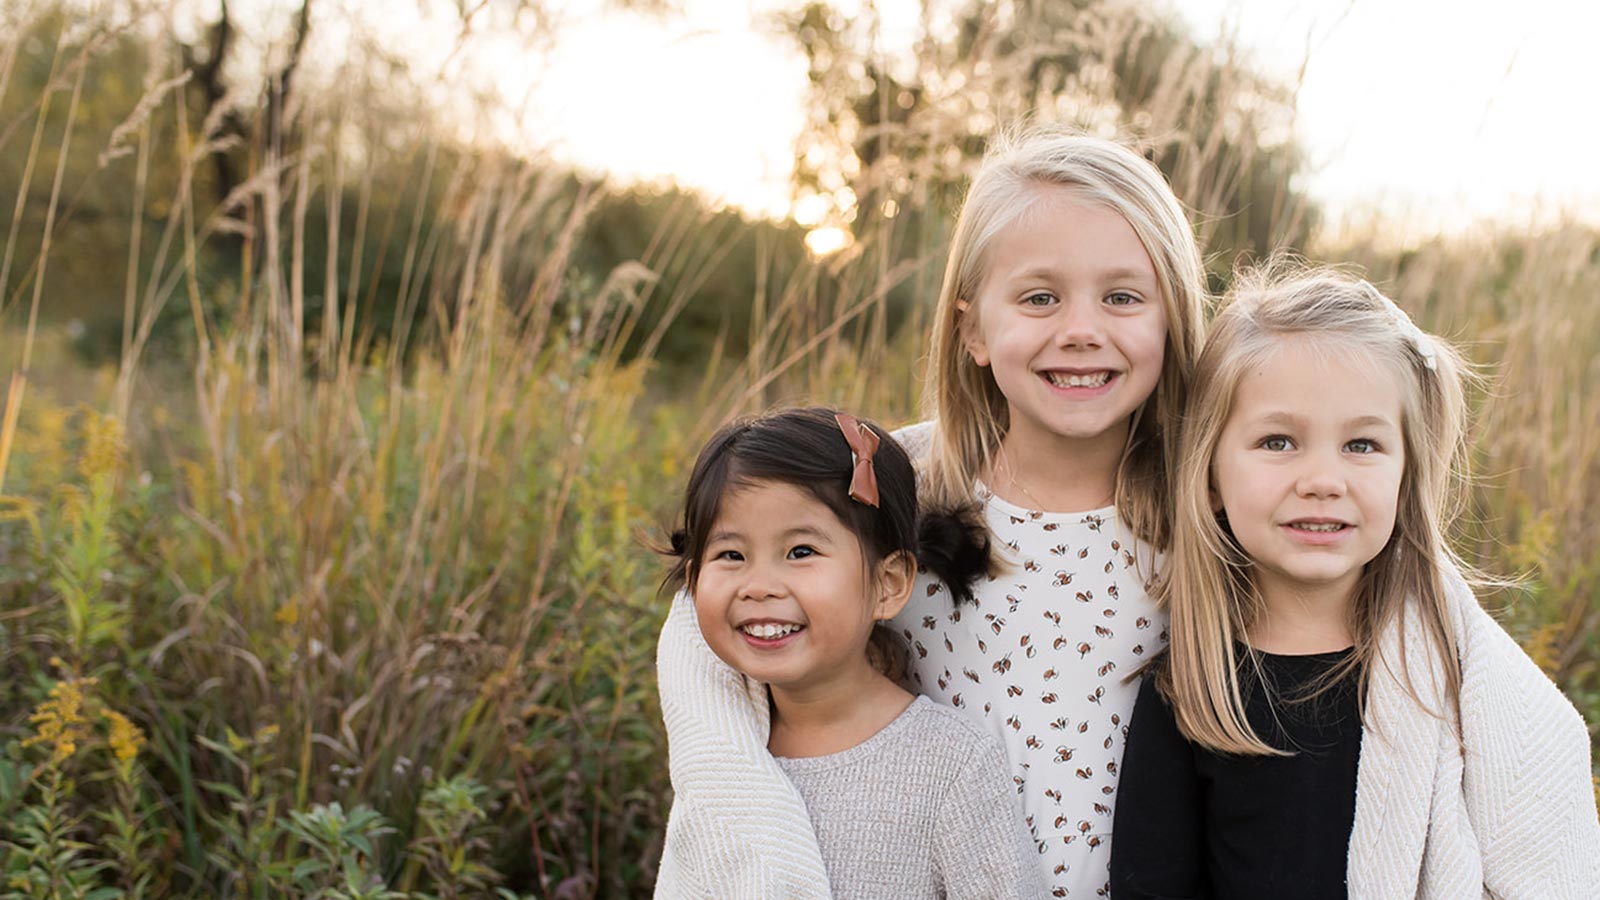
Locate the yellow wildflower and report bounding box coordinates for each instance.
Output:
[276,598,300,626]
[23,676,98,766]
[103,708,146,763]
[78,410,126,482]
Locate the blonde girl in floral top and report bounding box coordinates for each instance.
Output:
[890,126,1208,897]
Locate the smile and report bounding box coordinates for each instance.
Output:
[1280,520,1353,544]
[1041,370,1113,389]
[739,622,804,639]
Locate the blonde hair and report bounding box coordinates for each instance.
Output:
[1159,262,1472,756]
[922,126,1207,551]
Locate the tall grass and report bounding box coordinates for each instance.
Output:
[0,1,1595,897]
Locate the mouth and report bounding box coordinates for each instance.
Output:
[1040,369,1115,390]
[737,621,805,643]
[1281,519,1352,539]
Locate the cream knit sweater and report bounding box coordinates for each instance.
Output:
[1348,568,1600,898]
[653,591,833,899]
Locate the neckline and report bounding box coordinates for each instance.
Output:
[1248,644,1357,662]
[976,480,1119,520]
[773,695,931,769]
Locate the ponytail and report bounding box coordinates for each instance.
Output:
[915,501,991,607]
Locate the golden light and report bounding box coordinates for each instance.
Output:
[804,226,853,257]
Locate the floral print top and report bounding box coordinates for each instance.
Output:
[892,486,1167,898]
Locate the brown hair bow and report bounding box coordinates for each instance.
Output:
[834,413,881,507]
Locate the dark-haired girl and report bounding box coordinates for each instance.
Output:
[653,408,1044,899]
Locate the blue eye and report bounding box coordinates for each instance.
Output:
[1022,292,1057,308]
[1345,438,1379,454]
[1260,435,1293,452]
[1105,291,1141,306]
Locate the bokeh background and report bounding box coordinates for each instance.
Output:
[1,0,1596,896]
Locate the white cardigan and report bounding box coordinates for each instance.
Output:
[1348,568,1600,898]
[653,591,833,899]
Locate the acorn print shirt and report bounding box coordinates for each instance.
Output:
[891,486,1167,898]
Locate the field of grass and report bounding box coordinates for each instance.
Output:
[0,2,1596,897]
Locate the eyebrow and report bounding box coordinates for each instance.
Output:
[1254,411,1398,430]
[707,525,834,544]
[999,265,1155,286]
[1098,266,1156,284]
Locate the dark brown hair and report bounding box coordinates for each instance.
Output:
[662,407,989,672]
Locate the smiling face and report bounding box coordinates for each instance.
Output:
[691,480,911,702]
[964,185,1168,456]
[1211,338,1406,608]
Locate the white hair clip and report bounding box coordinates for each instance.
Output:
[1362,281,1437,371]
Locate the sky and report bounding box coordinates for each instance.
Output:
[1168,0,1600,236]
[270,0,1600,241]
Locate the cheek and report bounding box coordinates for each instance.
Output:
[1131,315,1169,365]
[1377,470,1405,523]
[690,575,724,622]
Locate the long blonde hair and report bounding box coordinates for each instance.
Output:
[922,126,1207,551]
[1159,262,1472,756]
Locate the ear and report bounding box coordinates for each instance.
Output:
[1208,476,1223,514]
[954,299,990,367]
[872,550,917,621]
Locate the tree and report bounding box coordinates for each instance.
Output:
[782,0,1317,280]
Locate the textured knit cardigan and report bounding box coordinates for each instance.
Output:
[653,590,833,899]
[1348,567,1600,898]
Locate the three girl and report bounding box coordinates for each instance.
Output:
[654,125,1599,899]
[1110,267,1600,897]
[654,408,1044,898]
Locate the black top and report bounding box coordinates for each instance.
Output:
[1110,648,1362,900]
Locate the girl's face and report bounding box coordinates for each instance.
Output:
[1210,339,1406,607]
[964,186,1167,453]
[692,480,912,700]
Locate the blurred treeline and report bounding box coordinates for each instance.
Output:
[0,0,1594,897]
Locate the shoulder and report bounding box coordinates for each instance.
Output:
[891,420,936,461]
[1129,664,1177,722]
[902,699,1010,776]
[1447,572,1583,723]
[914,697,997,743]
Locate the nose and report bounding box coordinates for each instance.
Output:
[1295,448,1346,499]
[1053,296,1103,349]
[736,561,785,602]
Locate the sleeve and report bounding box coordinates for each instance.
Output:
[1108,675,1207,900]
[1450,573,1600,900]
[890,419,935,461]
[933,731,1049,900]
[653,590,833,899]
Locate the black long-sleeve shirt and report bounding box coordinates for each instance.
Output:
[1110,649,1362,900]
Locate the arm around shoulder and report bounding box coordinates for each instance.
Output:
[654,590,833,899]
[1450,576,1600,898]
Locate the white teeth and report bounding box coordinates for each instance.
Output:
[1294,522,1344,532]
[742,623,801,639]
[1045,371,1111,388]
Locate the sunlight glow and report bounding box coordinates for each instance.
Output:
[257,0,1600,235]
[804,226,853,257]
